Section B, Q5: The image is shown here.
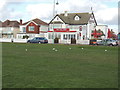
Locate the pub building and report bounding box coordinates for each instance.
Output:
[48,11,97,44]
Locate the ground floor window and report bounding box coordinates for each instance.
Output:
[49,33,61,39]
[63,34,76,40]
[18,35,23,39]
[48,33,53,39]
[2,34,13,38]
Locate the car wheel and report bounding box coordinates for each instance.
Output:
[109,44,113,46]
[38,42,41,44]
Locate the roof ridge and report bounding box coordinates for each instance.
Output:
[60,12,89,14]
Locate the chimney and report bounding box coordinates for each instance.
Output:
[64,11,68,16]
[20,19,22,25]
[5,20,10,25]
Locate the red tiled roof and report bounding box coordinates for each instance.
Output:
[1,20,20,27]
[22,18,48,26]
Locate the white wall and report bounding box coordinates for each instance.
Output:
[20,25,26,33]
[40,25,48,32]
[13,39,28,43]
[17,33,36,39]
[0,38,89,45]
[0,38,12,42]
[76,40,89,45]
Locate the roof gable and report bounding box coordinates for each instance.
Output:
[74,15,81,21]
[49,13,93,25]
[1,20,20,27]
[22,18,48,26]
[49,15,65,24]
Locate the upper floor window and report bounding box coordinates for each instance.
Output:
[28,26,34,31]
[74,15,80,20]
[22,27,26,33]
[57,17,59,20]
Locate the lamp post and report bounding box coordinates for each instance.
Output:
[53,0,59,17]
[53,0,59,43]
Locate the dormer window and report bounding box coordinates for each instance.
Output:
[74,15,80,20]
[57,17,59,20]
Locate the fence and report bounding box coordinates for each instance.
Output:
[0,38,90,45]
[48,39,90,45]
[0,38,28,43]
[13,39,28,43]
[0,38,12,42]
[76,40,90,45]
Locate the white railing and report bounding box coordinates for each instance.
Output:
[76,40,89,45]
[0,38,12,42]
[0,38,28,43]
[13,39,28,43]
[0,38,90,45]
[48,39,90,45]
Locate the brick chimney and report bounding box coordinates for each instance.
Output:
[20,19,22,25]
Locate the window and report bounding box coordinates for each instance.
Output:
[71,34,76,39]
[22,27,26,33]
[73,34,76,39]
[69,34,71,39]
[28,26,34,31]
[74,16,80,20]
[48,33,53,39]
[55,33,57,38]
[63,34,67,39]
[57,17,59,20]
[48,34,51,39]
[54,24,62,28]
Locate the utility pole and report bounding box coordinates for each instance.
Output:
[53,0,59,17]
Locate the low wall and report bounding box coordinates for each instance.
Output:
[48,39,53,44]
[0,38,12,42]
[0,38,89,45]
[48,39,89,45]
[76,40,90,45]
[0,38,28,43]
[97,40,102,42]
[13,39,28,43]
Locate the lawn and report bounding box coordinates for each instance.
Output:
[2,43,118,88]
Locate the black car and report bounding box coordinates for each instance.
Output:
[27,37,48,44]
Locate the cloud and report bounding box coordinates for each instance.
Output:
[0,0,118,28]
[95,8,118,25]
[26,3,53,20]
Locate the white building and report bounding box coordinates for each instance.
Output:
[0,20,20,38]
[17,18,48,39]
[48,11,97,44]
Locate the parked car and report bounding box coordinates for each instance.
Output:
[96,39,118,46]
[27,37,48,44]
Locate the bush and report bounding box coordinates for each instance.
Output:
[23,35,29,39]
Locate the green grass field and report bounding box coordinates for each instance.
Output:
[2,43,118,88]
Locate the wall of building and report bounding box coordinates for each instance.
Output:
[26,22,40,34]
[0,27,20,38]
[13,27,20,38]
[40,25,48,32]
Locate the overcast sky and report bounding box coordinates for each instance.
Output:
[0,0,119,33]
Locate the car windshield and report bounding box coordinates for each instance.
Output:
[32,37,46,40]
[39,37,46,40]
[32,38,36,40]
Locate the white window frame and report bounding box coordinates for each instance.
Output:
[75,16,80,20]
[28,26,35,31]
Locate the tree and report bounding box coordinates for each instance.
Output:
[91,29,105,39]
